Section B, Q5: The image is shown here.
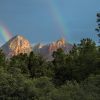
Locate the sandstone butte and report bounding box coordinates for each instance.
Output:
[1,35,72,59]
[1,35,32,57]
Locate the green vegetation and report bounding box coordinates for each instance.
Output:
[96,13,100,42]
[0,38,100,100]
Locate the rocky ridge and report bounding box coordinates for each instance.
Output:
[1,35,73,59]
[1,35,32,57]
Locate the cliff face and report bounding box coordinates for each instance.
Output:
[48,38,66,53]
[33,38,73,60]
[2,35,32,57]
[1,35,73,60]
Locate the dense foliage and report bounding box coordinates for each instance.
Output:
[96,13,100,42]
[0,38,100,100]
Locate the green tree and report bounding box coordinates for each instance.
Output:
[82,75,100,100]
[9,53,29,74]
[0,67,26,100]
[28,51,52,78]
[50,81,87,100]
[0,49,6,67]
[52,48,71,85]
[96,13,100,43]
[71,38,97,81]
[52,39,98,85]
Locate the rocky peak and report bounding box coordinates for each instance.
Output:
[34,43,44,49]
[33,43,44,53]
[2,35,32,57]
[48,38,66,52]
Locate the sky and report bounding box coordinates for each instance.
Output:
[0,0,100,45]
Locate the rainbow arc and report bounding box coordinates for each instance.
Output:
[0,23,13,45]
[47,0,67,37]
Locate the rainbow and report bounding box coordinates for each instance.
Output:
[0,23,13,44]
[47,0,68,37]
[0,41,2,46]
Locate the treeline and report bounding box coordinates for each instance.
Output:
[0,38,100,100]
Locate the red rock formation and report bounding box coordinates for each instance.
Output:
[2,35,32,57]
[49,38,65,53]
[1,36,73,60]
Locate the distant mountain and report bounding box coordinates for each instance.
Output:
[1,35,32,57]
[1,35,73,59]
[33,38,73,60]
